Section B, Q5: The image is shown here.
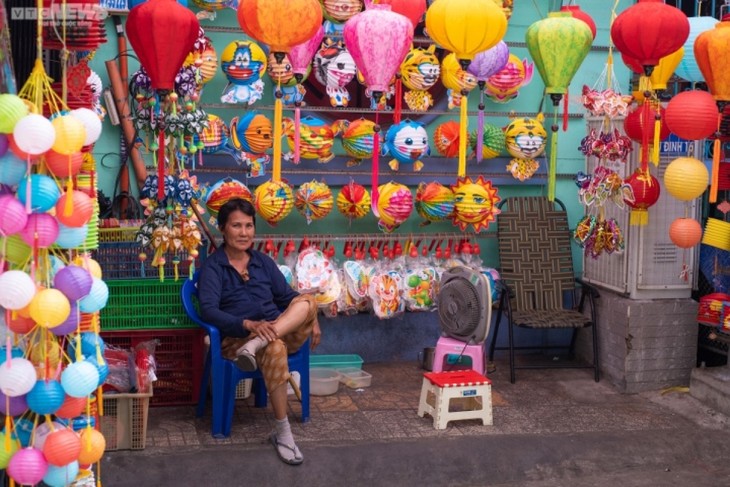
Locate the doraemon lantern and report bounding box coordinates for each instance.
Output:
[220,40,267,105]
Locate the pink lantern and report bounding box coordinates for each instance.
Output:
[7,447,48,486]
[20,213,59,248]
[0,194,28,236]
[288,24,324,83]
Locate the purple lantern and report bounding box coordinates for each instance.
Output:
[53,265,93,302]
[0,133,8,157]
[0,390,28,416]
[50,303,79,336]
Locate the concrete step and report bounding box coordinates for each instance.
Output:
[690,365,730,416]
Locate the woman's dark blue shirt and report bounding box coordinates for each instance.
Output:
[198,245,298,338]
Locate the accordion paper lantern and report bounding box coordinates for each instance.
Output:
[254,179,294,226]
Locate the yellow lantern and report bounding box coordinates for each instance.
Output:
[663,156,708,201]
[51,114,87,155]
[29,289,71,328]
[627,47,685,100]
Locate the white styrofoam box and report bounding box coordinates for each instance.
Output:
[582,116,701,299]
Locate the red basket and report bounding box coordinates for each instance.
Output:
[697,293,730,327]
[101,329,204,407]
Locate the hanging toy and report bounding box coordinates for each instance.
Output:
[332,118,375,167]
[220,40,267,105]
[266,51,294,85]
[433,120,461,158]
[294,180,334,224]
[283,115,336,163]
[229,111,273,178]
[336,180,371,221]
[404,266,438,311]
[469,123,505,160]
[441,53,479,110]
[503,114,547,181]
[399,44,440,111]
[382,119,430,171]
[415,181,455,225]
[369,270,404,319]
[376,181,413,233]
[313,39,358,107]
[254,179,294,226]
[321,0,363,36]
[485,54,534,103]
[450,175,501,233]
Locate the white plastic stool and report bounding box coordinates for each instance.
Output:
[432,336,486,375]
[417,370,493,430]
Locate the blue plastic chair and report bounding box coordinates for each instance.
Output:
[181,272,310,438]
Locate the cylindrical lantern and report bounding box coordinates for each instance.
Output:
[669,218,703,248]
[664,90,719,140]
[624,170,661,226]
[664,156,709,201]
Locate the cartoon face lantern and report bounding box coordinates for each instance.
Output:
[197,113,257,168]
[189,34,218,86]
[503,115,547,181]
[314,39,358,107]
[441,53,479,110]
[267,52,294,85]
[229,111,273,178]
[320,0,362,23]
[220,40,267,105]
[400,45,440,111]
[485,54,534,103]
[382,119,431,172]
[450,175,501,233]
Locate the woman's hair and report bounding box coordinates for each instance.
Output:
[217,198,256,229]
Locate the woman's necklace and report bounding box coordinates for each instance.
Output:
[227,251,250,282]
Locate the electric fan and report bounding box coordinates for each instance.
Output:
[437,266,492,344]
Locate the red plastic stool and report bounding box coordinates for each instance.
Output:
[432,336,486,375]
[417,369,493,430]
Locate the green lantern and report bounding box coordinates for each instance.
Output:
[526,12,593,200]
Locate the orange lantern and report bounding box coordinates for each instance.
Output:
[695,16,730,101]
[664,90,719,141]
[669,218,702,248]
[43,428,81,466]
[45,150,83,178]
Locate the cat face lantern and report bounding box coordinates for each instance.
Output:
[314,39,357,107]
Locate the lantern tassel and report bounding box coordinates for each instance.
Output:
[548,123,558,202]
[157,130,165,202]
[64,179,74,217]
[272,83,283,182]
[710,137,721,203]
[640,102,650,173]
[372,110,381,218]
[651,108,661,167]
[97,386,104,416]
[457,89,469,178]
[4,411,10,451]
[563,90,569,132]
[630,209,649,226]
[394,74,403,125]
[476,90,485,163]
[294,102,301,164]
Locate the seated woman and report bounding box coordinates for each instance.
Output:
[198,198,321,466]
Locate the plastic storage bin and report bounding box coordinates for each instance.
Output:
[100,389,152,450]
[310,354,363,370]
[338,368,372,389]
[310,368,340,396]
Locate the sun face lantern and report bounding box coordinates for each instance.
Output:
[450,175,500,233]
[624,170,661,226]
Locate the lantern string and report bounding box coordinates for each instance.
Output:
[457,90,469,178]
[394,75,403,125]
[294,102,301,164]
[272,79,283,182]
[548,111,558,202]
[476,88,485,163]
[371,110,381,218]
[562,91,569,132]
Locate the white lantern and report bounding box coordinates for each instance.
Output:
[70,108,102,146]
[0,270,36,310]
[12,114,56,155]
[0,358,37,396]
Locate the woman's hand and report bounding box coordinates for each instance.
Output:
[311,321,322,350]
[244,319,279,343]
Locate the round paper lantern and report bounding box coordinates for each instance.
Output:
[450,175,501,232]
[0,133,7,156]
[12,114,56,155]
[669,218,703,248]
[0,94,29,133]
[7,313,35,334]
[17,174,61,213]
[50,303,80,336]
[623,105,671,143]
[86,355,109,386]
[0,151,28,186]
[0,390,28,416]
[664,156,709,201]
[27,379,65,415]
[376,181,413,232]
[54,395,87,419]
[0,234,32,265]
[79,332,105,357]
[560,4,596,39]
[50,114,86,155]
[415,181,455,224]
[29,288,71,328]
[624,170,661,225]
[77,429,105,465]
[72,255,102,279]
[695,16,730,101]
[54,222,89,249]
[254,180,294,226]
[433,121,460,157]
[664,90,719,140]
[78,278,109,313]
[0,270,36,310]
[0,431,20,469]
[54,265,93,302]
[294,180,334,224]
[45,150,84,178]
[336,182,371,220]
[0,358,38,396]
[20,213,60,248]
[676,16,718,83]
[0,194,28,235]
[43,428,81,466]
[29,339,63,372]
[61,361,100,398]
[204,177,252,218]
[70,108,102,146]
[7,447,48,485]
[43,461,80,487]
[469,124,505,159]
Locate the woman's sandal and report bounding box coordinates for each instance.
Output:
[270,431,304,466]
[235,350,257,372]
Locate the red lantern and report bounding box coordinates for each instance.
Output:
[665,90,719,140]
[669,218,703,248]
[379,0,427,28]
[611,0,689,75]
[624,170,661,226]
[624,106,670,143]
[560,4,596,40]
[126,0,200,91]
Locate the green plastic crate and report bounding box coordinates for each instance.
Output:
[101,279,196,330]
[310,354,363,371]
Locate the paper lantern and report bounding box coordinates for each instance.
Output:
[623,105,671,143]
[425,0,507,67]
[376,181,413,233]
[204,177,252,218]
[43,461,80,487]
[560,4,596,39]
[664,156,709,201]
[0,133,7,156]
[415,181,455,224]
[72,255,102,279]
[676,16,718,83]
[0,431,20,469]
[17,174,61,213]
[622,47,684,92]
[695,16,730,101]
[450,175,501,232]
[0,151,28,186]
[7,447,48,486]
[78,277,109,313]
[70,108,102,146]
[469,124,505,159]
[433,121,461,157]
[336,181,370,220]
[229,112,273,154]
[12,114,56,155]
[624,170,661,226]
[50,303,80,336]
[14,418,34,447]
[27,379,65,415]
[669,218,702,248]
[238,0,322,60]
[0,194,28,235]
[45,150,84,179]
[30,288,71,328]
[55,190,94,227]
[0,390,28,416]
[87,355,109,386]
[54,395,87,419]
[50,114,87,156]
[54,265,93,302]
[61,361,100,398]
[0,94,29,133]
[54,223,89,249]
[287,24,324,83]
[336,118,375,166]
[7,313,35,334]
[344,3,414,96]
[77,429,106,465]
[43,429,81,466]
[254,180,294,226]
[29,338,63,369]
[294,180,334,224]
[0,358,38,396]
[610,0,689,75]
[665,90,719,140]
[126,0,200,90]
[467,41,510,85]
[380,0,426,28]
[32,421,65,451]
[0,270,36,310]
[20,213,60,248]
